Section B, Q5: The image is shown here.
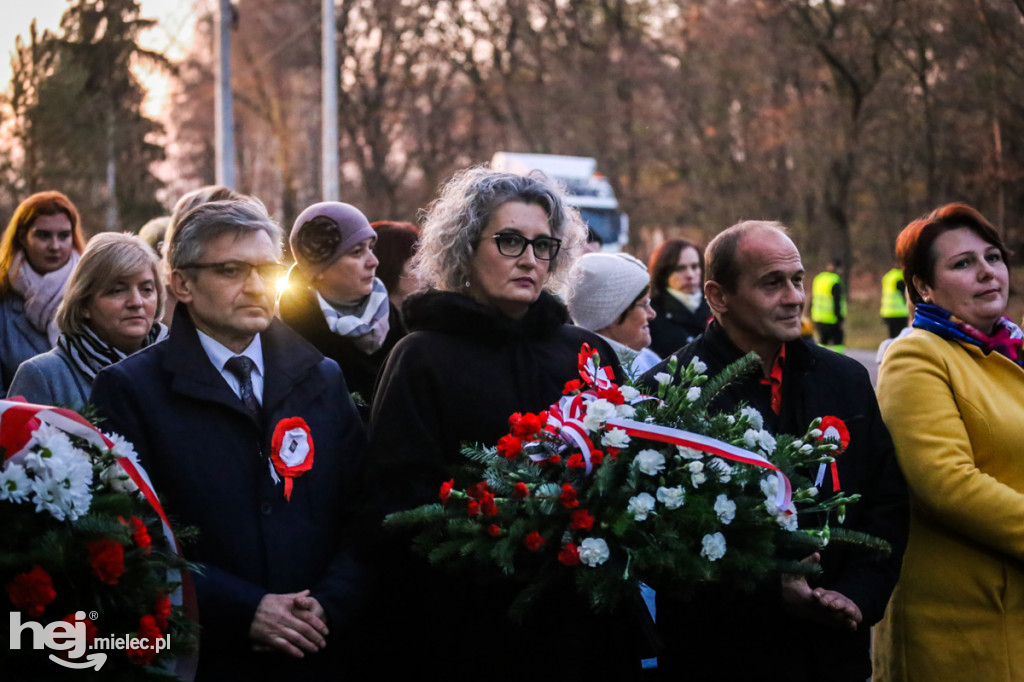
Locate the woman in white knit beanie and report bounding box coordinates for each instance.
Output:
[566,252,660,377]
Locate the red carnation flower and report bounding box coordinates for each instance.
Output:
[513,482,530,499]
[467,500,481,518]
[439,479,454,504]
[549,455,562,465]
[508,412,523,430]
[481,491,499,517]
[87,538,126,585]
[487,524,502,538]
[590,450,604,466]
[126,615,163,666]
[129,517,152,555]
[607,447,619,459]
[512,412,545,439]
[523,532,545,552]
[6,565,56,618]
[496,435,523,459]
[558,543,581,566]
[570,509,594,531]
[567,453,587,471]
[467,481,489,499]
[154,593,172,630]
[559,483,579,509]
[597,386,624,405]
[562,379,584,395]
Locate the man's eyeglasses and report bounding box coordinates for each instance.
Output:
[491,233,562,261]
[179,261,286,283]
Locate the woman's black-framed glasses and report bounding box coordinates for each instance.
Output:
[491,233,562,261]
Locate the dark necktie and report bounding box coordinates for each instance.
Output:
[224,355,261,421]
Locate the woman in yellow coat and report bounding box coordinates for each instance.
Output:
[873,202,1024,681]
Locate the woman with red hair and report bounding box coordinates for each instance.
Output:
[0,191,86,395]
[873,203,1024,681]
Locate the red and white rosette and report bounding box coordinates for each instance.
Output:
[269,417,314,501]
[814,416,849,490]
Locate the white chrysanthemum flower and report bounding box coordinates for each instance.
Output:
[620,385,640,402]
[615,403,637,419]
[579,537,610,566]
[104,431,140,464]
[634,449,666,476]
[628,492,656,521]
[677,445,704,460]
[688,357,708,374]
[701,532,727,561]
[726,415,736,424]
[686,387,702,402]
[0,463,32,503]
[741,406,763,430]
[100,463,139,495]
[601,428,631,449]
[760,476,779,500]
[25,447,93,521]
[653,372,672,386]
[582,398,617,431]
[714,494,737,525]
[657,485,686,510]
[709,458,733,483]
[26,422,76,457]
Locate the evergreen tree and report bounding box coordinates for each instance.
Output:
[7,0,168,235]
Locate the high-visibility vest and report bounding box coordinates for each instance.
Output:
[880,268,907,318]
[811,271,845,323]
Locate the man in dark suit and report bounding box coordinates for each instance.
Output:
[92,197,367,680]
[641,221,908,681]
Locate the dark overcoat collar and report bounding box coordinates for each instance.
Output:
[163,303,326,425]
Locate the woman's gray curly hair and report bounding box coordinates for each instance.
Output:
[413,166,587,293]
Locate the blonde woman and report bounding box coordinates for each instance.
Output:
[9,233,165,408]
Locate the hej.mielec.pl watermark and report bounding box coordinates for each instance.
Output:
[9,610,171,671]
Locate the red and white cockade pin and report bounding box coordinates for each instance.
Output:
[269,417,315,501]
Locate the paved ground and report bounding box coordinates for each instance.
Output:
[846,347,880,387]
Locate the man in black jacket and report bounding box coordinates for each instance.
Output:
[641,220,908,681]
[92,198,367,681]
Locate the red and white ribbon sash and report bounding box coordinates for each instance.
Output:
[605,416,794,512]
[546,394,597,473]
[0,400,178,552]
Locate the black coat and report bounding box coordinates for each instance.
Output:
[648,289,711,358]
[277,284,405,409]
[362,290,648,680]
[640,321,908,682]
[91,305,368,681]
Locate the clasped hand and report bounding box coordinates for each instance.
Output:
[249,589,329,658]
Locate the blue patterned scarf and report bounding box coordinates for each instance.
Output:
[913,303,1024,366]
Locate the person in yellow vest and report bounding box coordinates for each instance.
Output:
[879,265,909,338]
[811,258,846,352]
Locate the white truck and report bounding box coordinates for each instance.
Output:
[490,152,628,251]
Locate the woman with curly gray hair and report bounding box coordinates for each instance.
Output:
[363,166,641,679]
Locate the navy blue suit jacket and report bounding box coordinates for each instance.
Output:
[91,304,367,679]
